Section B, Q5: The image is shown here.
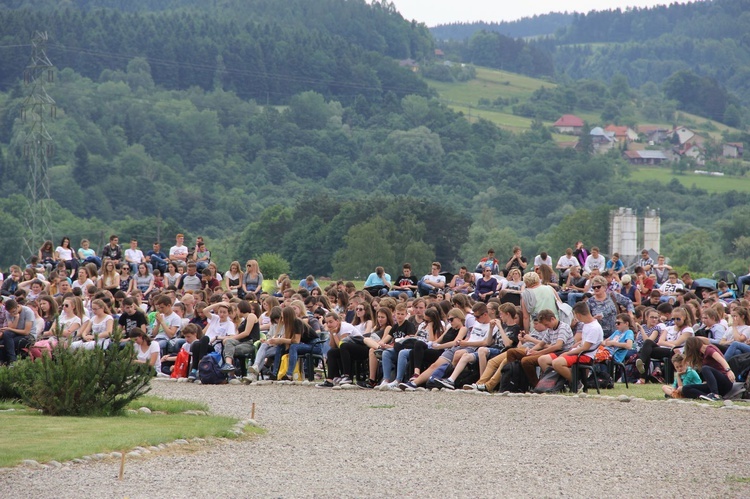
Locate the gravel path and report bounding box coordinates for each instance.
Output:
[3,381,750,498]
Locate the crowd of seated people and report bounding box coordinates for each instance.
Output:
[0,237,748,400]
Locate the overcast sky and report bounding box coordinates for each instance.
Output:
[379,0,692,26]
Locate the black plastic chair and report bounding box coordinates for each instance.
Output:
[300,339,327,381]
[607,358,629,389]
[570,353,600,394]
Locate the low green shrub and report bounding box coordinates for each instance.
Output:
[9,328,153,416]
[0,366,21,400]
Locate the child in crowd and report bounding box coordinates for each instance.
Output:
[661,353,701,398]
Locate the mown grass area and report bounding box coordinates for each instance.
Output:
[125,395,209,413]
[0,397,252,468]
[630,167,750,194]
[425,65,743,141]
[428,66,555,105]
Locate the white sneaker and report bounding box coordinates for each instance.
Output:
[248,365,259,376]
[387,380,400,388]
[377,380,391,391]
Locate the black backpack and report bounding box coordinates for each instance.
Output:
[198,352,227,385]
[499,361,528,393]
[533,367,567,394]
[585,370,614,389]
[454,362,480,389]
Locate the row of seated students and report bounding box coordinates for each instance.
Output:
[2,258,749,400]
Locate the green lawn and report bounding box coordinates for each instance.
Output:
[428,66,555,106]
[630,167,750,193]
[0,396,253,467]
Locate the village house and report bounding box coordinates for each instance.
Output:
[605,124,638,143]
[553,114,584,135]
[723,142,744,159]
[590,126,617,153]
[623,150,668,165]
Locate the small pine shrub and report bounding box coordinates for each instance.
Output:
[0,366,20,399]
[10,327,153,416]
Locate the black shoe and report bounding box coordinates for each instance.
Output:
[316,380,334,388]
[436,378,455,390]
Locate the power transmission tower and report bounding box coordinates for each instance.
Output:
[21,31,56,261]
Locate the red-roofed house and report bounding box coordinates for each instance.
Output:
[553,114,584,135]
[604,125,638,143]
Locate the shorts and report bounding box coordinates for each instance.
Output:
[486,347,503,360]
[549,353,593,367]
[440,346,459,362]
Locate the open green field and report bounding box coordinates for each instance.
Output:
[630,167,750,193]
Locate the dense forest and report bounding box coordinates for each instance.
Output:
[0,0,749,279]
[431,13,574,40]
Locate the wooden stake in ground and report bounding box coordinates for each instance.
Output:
[118,451,125,480]
[251,402,256,420]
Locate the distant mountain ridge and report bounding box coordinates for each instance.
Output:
[431,12,574,40]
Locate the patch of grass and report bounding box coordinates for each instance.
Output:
[428,66,554,105]
[0,400,26,411]
[727,475,750,484]
[630,167,750,194]
[368,404,395,409]
[0,398,242,467]
[126,395,209,414]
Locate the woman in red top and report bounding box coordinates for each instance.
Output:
[681,336,736,401]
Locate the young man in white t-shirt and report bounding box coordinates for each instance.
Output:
[152,295,182,356]
[169,233,189,263]
[417,262,446,296]
[540,301,603,387]
[125,238,146,274]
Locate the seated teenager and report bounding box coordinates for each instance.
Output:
[247,306,282,378]
[434,302,497,390]
[635,306,694,382]
[376,304,423,389]
[221,300,261,375]
[399,307,469,390]
[316,312,363,387]
[538,301,603,389]
[476,307,574,391]
[70,299,113,351]
[417,262,445,296]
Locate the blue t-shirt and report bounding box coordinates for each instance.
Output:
[606,328,635,363]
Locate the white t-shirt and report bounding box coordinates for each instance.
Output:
[137,341,162,374]
[72,278,94,290]
[584,254,606,273]
[581,320,604,358]
[154,312,182,340]
[337,321,359,338]
[556,255,579,269]
[206,313,236,341]
[659,281,684,295]
[467,321,494,344]
[56,246,73,260]
[666,325,694,353]
[125,248,145,264]
[422,274,446,287]
[534,255,552,268]
[169,244,189,260]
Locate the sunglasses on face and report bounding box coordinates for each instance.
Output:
[592,285,603,290]
[615,321,623,325]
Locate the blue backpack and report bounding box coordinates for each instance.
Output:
[198,351,227,384]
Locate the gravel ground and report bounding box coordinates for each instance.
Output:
[3,381,750,498]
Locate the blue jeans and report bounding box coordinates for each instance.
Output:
[0,331,23,363]
[388,289,413,298]
[82,256,102,268]
[396,348,411,381]
[724,341,750,360]
[417,279,437,296]
[737,275,750,295]
[567,292,584,307]
[286,342,322,377]
[382,348,397,381]
[196,261,209,272]
[149,255,168,274]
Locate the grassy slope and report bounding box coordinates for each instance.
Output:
[426,66,742,141]
[427,65,750,193]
